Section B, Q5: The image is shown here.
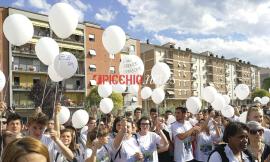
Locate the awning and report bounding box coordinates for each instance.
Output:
[31,21,49,28]
[132,97,138,102]
[89,65,96,69]
[167,91,175,95]
[89,34,95,39]
[73,29,84,36]
[90,80,97,86]
[166,60,173,64]
[89,49,96,56]
[109,67,115,71]
[58,42,84,51]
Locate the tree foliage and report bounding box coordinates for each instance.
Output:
[262,77,270,91]
[251,88,270,99]
[84,86,123,113]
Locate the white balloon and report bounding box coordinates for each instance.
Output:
[72,109,89,129]
[100,98,114,114]
[166,115,176,125]
[98,83,112,98]
[35,37,59,65]
[239,111,248,124]
[59,106,70,124]
[151,88,165,104]
[112,84,126,93]
[254,97,261,103]
[261,96,270,105]
[202,86,217,103]
[0,71,6,91]
[53,52,78,79]
[186,97,201,114]
[49,3,79,39]
[129,84,139,94]
[3,14,34,46]
[141,87,152,99]
[119,55,144,75]
[151,62,171,85]
[235,84,250,100]
[102,25,126,54]
[223,95,231,105]
[211,94,226,111]
[48,65,64,82]
[221,105,235,118]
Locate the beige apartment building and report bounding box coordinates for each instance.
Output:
[141,42,260,110]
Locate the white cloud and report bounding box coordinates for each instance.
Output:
[28,0,51,10]
[95,8,118,22]
[12,0,25,7]
[118,0,270,36]
[60,0,92,22]
[154,34,270,67]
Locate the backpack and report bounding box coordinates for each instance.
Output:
[207,144,254,162]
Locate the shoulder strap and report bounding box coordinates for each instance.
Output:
[207,144,229,162]
[132,133,139,146]
[103,145,109,152]
[55,152,60,162]
[114,144,122,160]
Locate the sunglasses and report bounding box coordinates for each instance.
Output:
[249,129,264,135]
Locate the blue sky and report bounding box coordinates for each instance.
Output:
[1,0,270,67]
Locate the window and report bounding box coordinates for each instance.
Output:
[89,34,95,41]
[110,66,115,74]
[90,80,97,86]
[33,79,40,85]
[109,54,115,59]
[129,45,135,52]
[89,49,96,56]
[76,80,81,89]
[14,77,20,86]
[89,65,96,72]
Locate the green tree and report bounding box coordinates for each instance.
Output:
[84,86,123,113]
[251,88,270,99]
[262,77,270,91]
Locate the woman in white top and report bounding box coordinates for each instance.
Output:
[195,119,221,162]
[208,122,251,162]
[135,116,169,162]
[113,118,142,162]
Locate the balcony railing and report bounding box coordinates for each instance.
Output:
[13,64,47,73]
[12,85,32,91]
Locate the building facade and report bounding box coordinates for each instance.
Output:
[0,7,86,116]
[83,22,142,111]
[141,42,261,109]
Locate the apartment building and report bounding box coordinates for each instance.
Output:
[141,42,260,109]
[0,7,85,116]
[85,22,141,110]
[141,42,192,109]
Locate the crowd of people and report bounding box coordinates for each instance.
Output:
[1,101,270,162]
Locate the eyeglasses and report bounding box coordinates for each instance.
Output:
[140,123,150,126]
[249,129,264,135]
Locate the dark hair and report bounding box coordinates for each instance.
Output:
[137,116,151,131]
[7,113,22,125]
[223,122,248,143]
[87,116,96,124]
[28,112,49,126]
[207,107,214,114]
[134,108,142,113]
[112,116,123,133]
[175,106,187,112]
[165,110,172,114]
[150,108,157,113]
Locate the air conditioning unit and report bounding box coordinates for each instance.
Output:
[14,65,18,70]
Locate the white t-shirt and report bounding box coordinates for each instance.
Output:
[84,148,93,160]
[85,143,112,162]
[136,132,161,162]
[41,134,55,162]
[208,144,251,162]
[263,127,270,145]
[195,132,217,161]
[113,136,141,162]
[171,120,194,162]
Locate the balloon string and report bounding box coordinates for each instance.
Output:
[3,73,10,102]
[40,76,48,108]
[53,83,58,118]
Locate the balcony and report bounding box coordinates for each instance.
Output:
[12,44,36,57]
[65,86,85,93]
[13,64,47,74]
[12,85,32,91]
[52,33,84,45]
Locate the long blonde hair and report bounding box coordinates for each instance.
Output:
[2,137,50,162]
